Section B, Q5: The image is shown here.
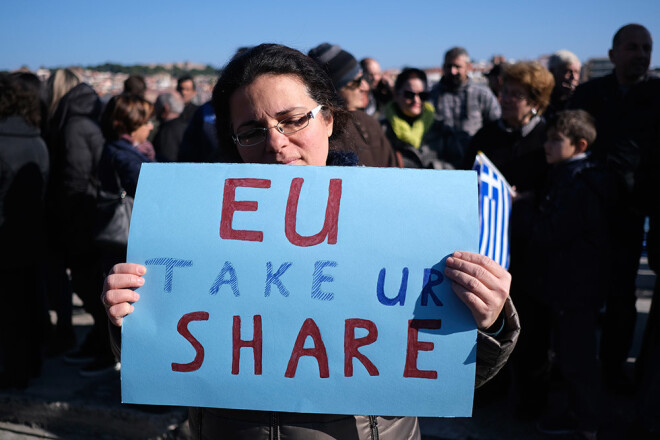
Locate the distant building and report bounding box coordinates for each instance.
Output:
[582,58,614,81]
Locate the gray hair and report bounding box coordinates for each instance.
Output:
[444,47,470,63]
[155,92,184,116]
[548,50,581,72]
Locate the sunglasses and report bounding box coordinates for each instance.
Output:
[401,90,430,101]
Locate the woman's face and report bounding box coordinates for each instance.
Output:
[339,73,369,111]
[130,120,153,145]
[394,78,426,118]
[500,81,536,128]
[230,74,334,166]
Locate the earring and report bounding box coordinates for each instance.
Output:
[531,108,538,116]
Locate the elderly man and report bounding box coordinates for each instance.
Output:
[545,50,581,120]
[430,47,501,153]
[569,23,659,395]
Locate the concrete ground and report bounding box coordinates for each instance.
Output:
[0,259,655,439]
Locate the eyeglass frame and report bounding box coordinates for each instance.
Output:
[232,105,324,147]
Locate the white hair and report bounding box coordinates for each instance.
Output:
[548,50,581,72]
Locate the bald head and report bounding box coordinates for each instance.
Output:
[609,24,653,85]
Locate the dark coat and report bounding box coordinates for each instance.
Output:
[46,83,104,253]
[511,157,611,309]
[464,118,548,194]
[0,116,49,268]
[568,73,660,212]
[153,116,187,162]
[98,137,152,198]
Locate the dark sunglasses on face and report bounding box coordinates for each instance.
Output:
[402,90,429,101]
[346,75,365,89]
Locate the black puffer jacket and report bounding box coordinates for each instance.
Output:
[47,83,104,253]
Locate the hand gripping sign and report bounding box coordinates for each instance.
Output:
[122,163,479,417]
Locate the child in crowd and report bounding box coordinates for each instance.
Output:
[511,110,610,440]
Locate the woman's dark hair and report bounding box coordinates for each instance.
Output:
[111,94,153,136]
[0,72,41,127]
[211,43,351,163]
[394,67,428,92]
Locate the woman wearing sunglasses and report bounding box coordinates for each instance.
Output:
[382,68,461,169]
[101,44,519,440]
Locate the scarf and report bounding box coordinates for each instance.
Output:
[385,102,435,148]
[121,134,156,161]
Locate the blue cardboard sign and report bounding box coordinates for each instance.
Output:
[122,163,479,417]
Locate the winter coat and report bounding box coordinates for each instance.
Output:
[0,116,49,268]
[46,83,104,254]
[463,117,548,194]
[98,137,152,198]
[568,72,660,214]
[511,157,611,309]
[381,103,461,169]
[346,110,398,167]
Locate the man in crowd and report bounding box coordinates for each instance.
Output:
[177,75,198,122]
[545,50,582,120]
[360,57,393,117]
[152,92,186,162]
[430,47,501,152]
[569,23,660,393]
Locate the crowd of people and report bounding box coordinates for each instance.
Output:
[0,22,658,440]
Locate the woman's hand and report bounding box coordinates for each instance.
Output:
[101,263,146,327]
[444,251,511,330]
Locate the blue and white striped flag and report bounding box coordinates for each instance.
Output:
[473,152,512,269]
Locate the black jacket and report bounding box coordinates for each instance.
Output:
[0,116,49,268]
[568,73,660,213]
[511,157,611,309]
[46,83,104,253]
[464,118,548,194]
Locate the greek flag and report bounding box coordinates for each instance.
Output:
[473,152,512,269]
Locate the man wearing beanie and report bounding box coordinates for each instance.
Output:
[309,43,399,168]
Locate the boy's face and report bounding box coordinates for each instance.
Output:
[544,128,578,164]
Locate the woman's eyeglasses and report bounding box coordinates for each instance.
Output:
[401,90,430,101]
[232,105,323,147]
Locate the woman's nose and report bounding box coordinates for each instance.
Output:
[264,126,288,152]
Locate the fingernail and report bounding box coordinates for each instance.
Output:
[454,251,463,258]
[137,277,145,285]
[446,257,454,265]
[137,266,146,275]
[133,293,140,301]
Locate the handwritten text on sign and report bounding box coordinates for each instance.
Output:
[122,163,478,417]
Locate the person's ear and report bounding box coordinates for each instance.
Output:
[608,48,615,64]
[576,138,588,154]
[324,112,334,138]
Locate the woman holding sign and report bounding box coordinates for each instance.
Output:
[102,44,519,440]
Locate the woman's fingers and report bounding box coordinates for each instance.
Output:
[102,263,147,327]
[444,251,511,329]
[106,303,135,327]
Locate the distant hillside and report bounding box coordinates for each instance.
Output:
[84,62,219,76]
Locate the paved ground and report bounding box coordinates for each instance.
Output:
[0,260,655,439]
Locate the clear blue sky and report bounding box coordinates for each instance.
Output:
[1,0,659,71]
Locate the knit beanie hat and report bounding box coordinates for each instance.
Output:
[308,43,361,90]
